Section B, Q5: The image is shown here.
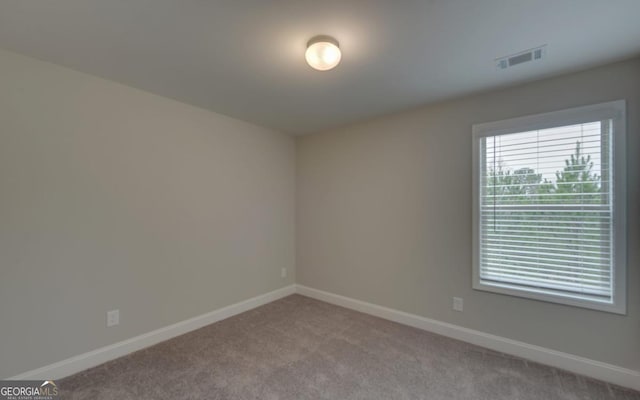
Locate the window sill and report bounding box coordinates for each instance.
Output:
[473,280,626,315]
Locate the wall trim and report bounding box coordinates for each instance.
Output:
[295,284,640,391]
[9,284,296,380]
[9,283,639,391]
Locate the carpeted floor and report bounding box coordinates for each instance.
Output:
[59,294,639,399]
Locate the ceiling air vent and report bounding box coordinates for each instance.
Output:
[496,45,546,70]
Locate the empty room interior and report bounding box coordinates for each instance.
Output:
[1,1,639,399]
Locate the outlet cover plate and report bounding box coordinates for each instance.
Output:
[107,309,120,327]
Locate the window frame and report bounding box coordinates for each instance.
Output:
[472,100,627,314]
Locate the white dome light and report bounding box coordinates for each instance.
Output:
[305,36,341,71]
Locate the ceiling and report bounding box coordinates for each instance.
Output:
[0,1,639,135]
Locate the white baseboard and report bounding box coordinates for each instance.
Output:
[9,283,639,391]
[295,284,640,391]
[9,284,296,380]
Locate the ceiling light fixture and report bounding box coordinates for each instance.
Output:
[305,35,341,71]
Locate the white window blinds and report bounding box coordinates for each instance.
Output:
[479,121,613,301]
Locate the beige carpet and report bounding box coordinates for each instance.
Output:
[59,294,639,399]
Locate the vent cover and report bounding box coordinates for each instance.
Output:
[496,45,546,70]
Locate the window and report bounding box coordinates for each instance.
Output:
[472,101,626,314]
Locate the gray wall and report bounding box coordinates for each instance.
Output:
[297,58,640,371]
[0,49,295,378]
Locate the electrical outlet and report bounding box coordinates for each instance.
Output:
[107,309,120,327]
[281,268,287,278]
[453,297,463,312]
